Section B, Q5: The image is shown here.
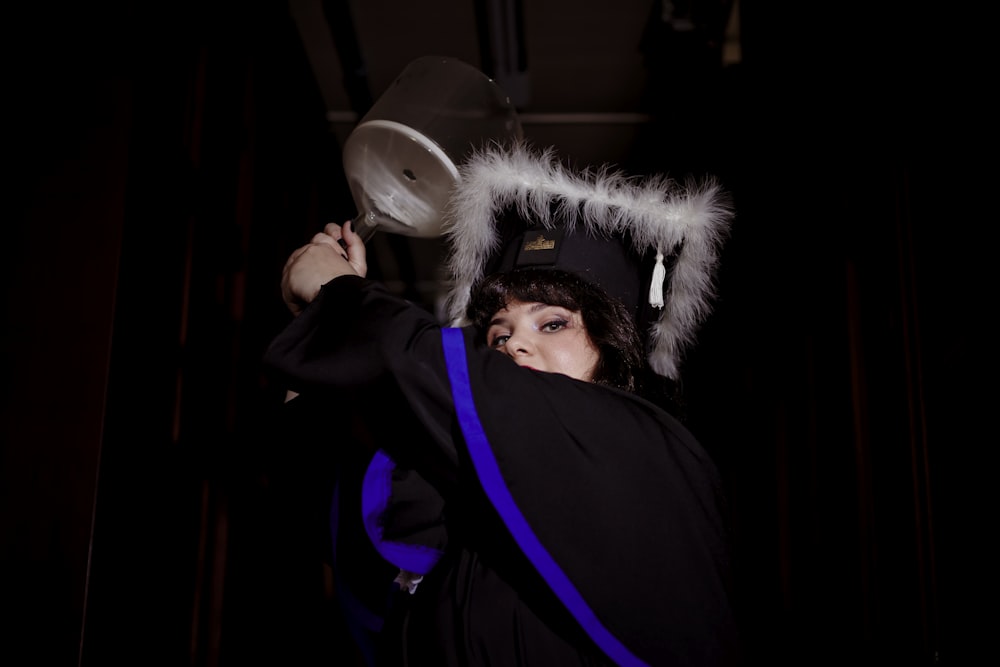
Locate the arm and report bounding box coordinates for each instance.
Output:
[280,220,367,401]
[454,347,740,666]
[264,218,460,474]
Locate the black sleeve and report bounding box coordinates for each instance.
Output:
[448,333,741,666]
[263,275,460,480]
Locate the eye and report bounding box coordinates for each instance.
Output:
[489,333,510,348]
[540,318,569,333]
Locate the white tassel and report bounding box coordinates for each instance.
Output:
[649,251,665,309]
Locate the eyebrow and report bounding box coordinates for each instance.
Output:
[489,303,560,328]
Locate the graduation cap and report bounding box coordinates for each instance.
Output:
[441,141,733,380]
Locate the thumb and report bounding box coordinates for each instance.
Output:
[342,220,368,278]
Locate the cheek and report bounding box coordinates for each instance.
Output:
[579,346,601,380]
[553,334,600,380]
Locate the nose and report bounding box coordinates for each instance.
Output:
[504,332,533,357]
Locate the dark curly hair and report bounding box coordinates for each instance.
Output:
[466,268,644,392]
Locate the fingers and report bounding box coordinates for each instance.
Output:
[323,220,345,239]
[281,219,369,316]
[341,220,368,277]
[282,243,310,280]
[312,223,348,260]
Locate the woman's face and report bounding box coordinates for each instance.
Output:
[484,300,600,382]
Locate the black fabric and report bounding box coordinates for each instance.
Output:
[263,275,741,667]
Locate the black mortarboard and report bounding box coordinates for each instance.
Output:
[441,141,733,380]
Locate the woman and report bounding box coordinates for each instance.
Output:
[264,143,740,666]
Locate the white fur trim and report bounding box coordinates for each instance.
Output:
[441,141,732,380]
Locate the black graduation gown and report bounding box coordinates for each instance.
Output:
[263,275,740,667]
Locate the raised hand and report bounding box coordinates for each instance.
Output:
[281,220,368,315]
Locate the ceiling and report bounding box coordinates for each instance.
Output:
[291,0,741,158]
[286,0,742,310]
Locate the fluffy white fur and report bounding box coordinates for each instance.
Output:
[441,141,732,380]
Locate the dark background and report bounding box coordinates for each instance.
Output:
[2,1,994,665]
